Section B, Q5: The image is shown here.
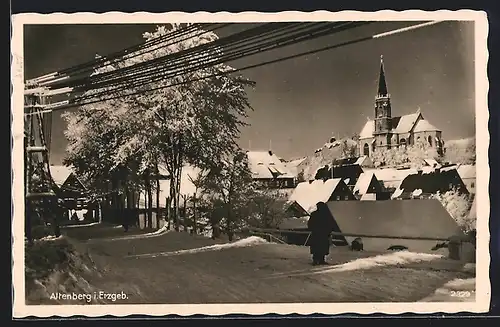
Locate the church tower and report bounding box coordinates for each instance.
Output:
[374,55,392,135]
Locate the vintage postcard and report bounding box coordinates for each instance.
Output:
[11,10,490,318]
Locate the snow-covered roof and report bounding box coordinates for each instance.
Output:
[247,151,295,179]
[287,178,345,213]
[50,165,74,186]
[287,157,307,167]
[423,158,440,168]
[353,172,376,195]
[284,157,307,176]
[359,112,423,138]
[360,193,377,201]
[393,112,421,134]
[413,119,441,133]
[359,120,374,139]
[365,168,416,185]
[457,164,476,179]
[355,155,372,167]
[391,168,468,199]
[359,108,443,139]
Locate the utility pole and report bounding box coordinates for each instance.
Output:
[24,85,59,243]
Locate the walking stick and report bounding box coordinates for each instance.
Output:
[304,232,311,246]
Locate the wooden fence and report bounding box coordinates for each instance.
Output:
[246,227,474,244]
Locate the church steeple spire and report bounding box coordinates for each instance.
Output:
[377,55,388,97]
[374,55,392,135]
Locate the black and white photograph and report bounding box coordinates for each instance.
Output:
[11,11,490,317]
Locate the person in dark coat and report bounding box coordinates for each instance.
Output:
[307,202,335,265]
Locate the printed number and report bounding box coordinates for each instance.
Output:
[451,291,472,297]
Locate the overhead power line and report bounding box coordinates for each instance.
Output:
[34,21,365,105]
[42,22,296,90]
[73,22,363,101]
[29,23,217,85]
[71,22,310,90]
[38,20,443,113]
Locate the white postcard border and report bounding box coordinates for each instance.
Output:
[11,10,490,317]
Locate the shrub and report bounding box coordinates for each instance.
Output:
[432,189,475,232]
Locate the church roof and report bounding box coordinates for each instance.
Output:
[359,111,435,138]
[359,120,374,139]
[413,119,441,133]
[392,112,421,133]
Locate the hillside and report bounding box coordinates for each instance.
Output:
[443,136,476,165]
[296,138,358,180]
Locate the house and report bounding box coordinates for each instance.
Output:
[50,164,88,210]
[295,137,356,181]
[354,155,374,168]
[138,165,201,209]
[314,162,364,189]
[391,168,469,200]
[358,56,444,157]
[456,164,476,194]
[326,199,464,253]
[365,167,420,191]
[285,178,356,217]
[353,172,389,200]
[246,150,296,189]
[284,157,307,178]
[332,156,373,168]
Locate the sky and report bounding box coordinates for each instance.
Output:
[23,21,475,164]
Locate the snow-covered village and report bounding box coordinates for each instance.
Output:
[18,19,482,308]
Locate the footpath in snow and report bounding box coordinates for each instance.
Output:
[125,236,269,259]
[85,225,171,243]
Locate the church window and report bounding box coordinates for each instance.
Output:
[363,143,369,156]
[427,135,433,147]
[400,138,407,147]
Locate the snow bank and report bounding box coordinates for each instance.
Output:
[127,236,268,259]
[267,251,443,279]
[88,225,171,243]
[37,235,64,242]
[61,222,100,229]
[329,251,443,273]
